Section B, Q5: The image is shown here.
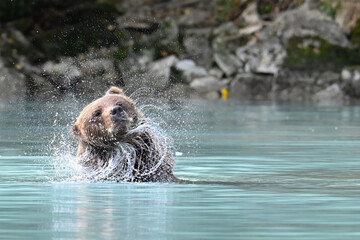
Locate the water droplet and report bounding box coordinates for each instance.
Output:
[175,152,183,156]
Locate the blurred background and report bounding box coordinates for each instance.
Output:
[0,0,360,104]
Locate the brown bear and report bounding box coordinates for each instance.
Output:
[71,86,178,182]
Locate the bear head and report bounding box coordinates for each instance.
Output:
[72,87,142,156]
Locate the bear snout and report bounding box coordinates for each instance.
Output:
[110,105,125,120]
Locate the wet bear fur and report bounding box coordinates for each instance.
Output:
[71,87,178,182]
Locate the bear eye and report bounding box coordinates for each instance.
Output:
[93,110,102,117]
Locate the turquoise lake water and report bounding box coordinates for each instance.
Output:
[1,99,360,239]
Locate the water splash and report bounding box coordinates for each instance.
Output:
[46,98,83,182]
[47,97,176,182]
[73,118,173,182]
[44,89,200,182]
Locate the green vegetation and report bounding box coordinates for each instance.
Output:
[114,46,130,60]
[285,36,360,71]
[320,0,339,19]
[258,1,274,15]
[257,0,304,15]
[215,0,247,21]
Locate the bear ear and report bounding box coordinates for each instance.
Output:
[106,87,124,95]
[71,125,80,140]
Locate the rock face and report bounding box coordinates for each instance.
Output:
[272,70,341,102]
[0,0,360,104]
[213,53,241,77]
[229,73,273,100]
[260,4,351,48]
[182,28,213,68]
[0,59,26,101]
[42,58,82,88]
[147,55,179,90]
[342,66,360,98]
[39,52,122,97]
[313,84,344,105]
[236,38,286,75]
[241,2,261,25]
[190,76,224,94]
[173,60,208,83]
[212,22,243,77]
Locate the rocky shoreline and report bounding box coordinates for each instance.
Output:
[1,0,360,104]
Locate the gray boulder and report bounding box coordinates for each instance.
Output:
[313,83,344,105]
[260,4,351,48]
[182,28,213,68]
[316,71,340,86]
[212,22,239,43]
[42,58,82,87]
[209,68,224,79]
[342,66,360,98]
[147,55,179,89]
[10,29,31,48]
[212,22,243,76]
[136,50,155,70]
[236,38,286,75]
[274,86,307,102]
[273,70,334,102]
[229,73,273,100]
[79,58,116,77]
[190,76,224,94]
[0,59,26,100]
[172,59,208,84]
[178,9,211,27]
[41,52,123,96]
[241,2,261,25]
[235,4,351,76]
[213,53,242,77]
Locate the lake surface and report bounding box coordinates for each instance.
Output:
[1,99,360,239]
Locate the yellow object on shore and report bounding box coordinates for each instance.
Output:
[221,89,228,100]
[15,64,22,70]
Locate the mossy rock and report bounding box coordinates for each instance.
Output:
[285,36,360,71]
[215,0,246,21]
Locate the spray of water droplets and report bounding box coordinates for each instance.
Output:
[46,90,178,182]
[72,117,173,182]
[44,85,201,182]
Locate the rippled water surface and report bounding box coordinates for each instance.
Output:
[1,99,360,239]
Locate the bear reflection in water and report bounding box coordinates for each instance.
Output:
[71,87,178,182]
